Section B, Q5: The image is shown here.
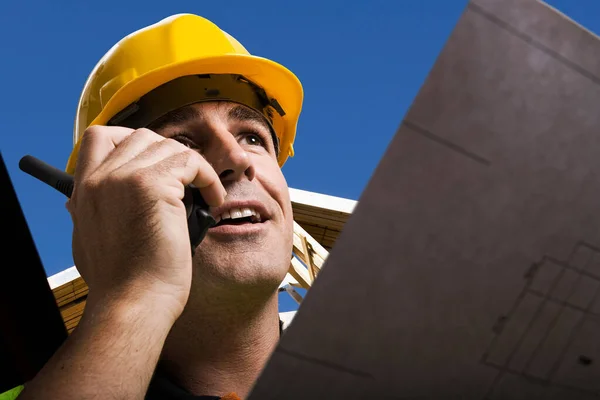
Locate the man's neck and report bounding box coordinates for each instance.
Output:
[158,285,281,399]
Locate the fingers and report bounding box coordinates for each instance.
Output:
[75,125,226,207]
[75,126,134,181]
[121,142,226,207]
[95,128,165,175]
[117,137,189,171]
[160,150,226,207]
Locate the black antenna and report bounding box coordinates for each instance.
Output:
[19,155,74,198]
[17,154,215,255]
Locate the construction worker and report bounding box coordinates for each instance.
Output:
[17,13,303,400]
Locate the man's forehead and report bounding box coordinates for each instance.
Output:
[150,102,270,130]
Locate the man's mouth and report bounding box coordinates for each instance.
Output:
[213,207,263,227]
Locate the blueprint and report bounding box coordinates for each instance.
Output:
[250,1,600,398]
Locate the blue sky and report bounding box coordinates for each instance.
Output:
[1,1,599,312]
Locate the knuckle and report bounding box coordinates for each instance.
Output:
[164,136,188,152]
[182,149,206,171]
[132,127,158,141]
[186,148,204,164]
[81,125,103,145]
[163,140,199,165]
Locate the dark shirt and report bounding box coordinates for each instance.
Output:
[146,370,222,400]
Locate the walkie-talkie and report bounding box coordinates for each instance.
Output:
[18,155,215,255]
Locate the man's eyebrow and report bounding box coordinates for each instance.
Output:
[228,105,269,128]
[148,103,279,155]
[147,105,203,131]
[228,105,279,154]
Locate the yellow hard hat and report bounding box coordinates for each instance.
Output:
[66,13,303,174]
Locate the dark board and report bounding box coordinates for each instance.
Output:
[0,152,68,393]
[249,1,600,398]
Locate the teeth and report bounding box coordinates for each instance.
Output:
[217,207,261,222]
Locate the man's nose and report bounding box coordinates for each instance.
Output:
[209,133,256,182]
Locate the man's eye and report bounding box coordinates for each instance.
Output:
[243,132,265,147]
[171,135,197,149]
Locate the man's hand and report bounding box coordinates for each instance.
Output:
[18,126,226,400]
[68,125,226,316]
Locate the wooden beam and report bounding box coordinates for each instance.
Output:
[294,221,329,262]
[282,285,303,304]
[288,257,312,290]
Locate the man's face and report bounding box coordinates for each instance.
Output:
[151,101,293,292]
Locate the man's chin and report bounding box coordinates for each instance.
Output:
[191,254,287,289]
